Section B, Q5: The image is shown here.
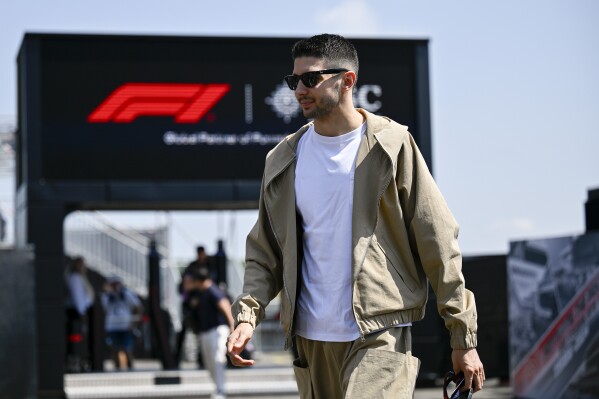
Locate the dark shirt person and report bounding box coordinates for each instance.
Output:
[176,245,212,364]
[184,267,234,399]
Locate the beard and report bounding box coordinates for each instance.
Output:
[300,86,341,120]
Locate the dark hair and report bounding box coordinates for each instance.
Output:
[69,256,85,273]
[291,34,359,76]
[196,246,205,254]
[188,266,211,282]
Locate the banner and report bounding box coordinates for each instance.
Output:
[21,34,430,182]
[508,232,599,399]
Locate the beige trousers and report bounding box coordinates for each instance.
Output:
[293,327,420,399]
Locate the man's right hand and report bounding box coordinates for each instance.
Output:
[226,323,256,367]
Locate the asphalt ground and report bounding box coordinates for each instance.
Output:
[233,351,514,398]
[66,353,514,399]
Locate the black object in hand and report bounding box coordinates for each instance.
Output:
[443,370,473,399]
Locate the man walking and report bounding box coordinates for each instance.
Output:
[184,267,234,399]
[227,33,484,398]
[177,245,211,366]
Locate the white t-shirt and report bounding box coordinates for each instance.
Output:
[294,123,365,342]
[66,273,94,316]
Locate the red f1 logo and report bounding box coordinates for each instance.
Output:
[88,83,230,123]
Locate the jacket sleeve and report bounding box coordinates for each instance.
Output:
[397,133,478,350]
[231,176,284,329]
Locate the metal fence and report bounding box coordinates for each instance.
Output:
[64,211,182,330]
[64,210,286,351]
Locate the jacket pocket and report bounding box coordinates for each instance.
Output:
[356,236,415,318]
[346,349,421,399]
[293,359,314,399]
[376,236,417,293]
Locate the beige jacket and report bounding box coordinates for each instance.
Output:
[232,109,478,350]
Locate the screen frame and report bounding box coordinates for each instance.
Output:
[17,33,431,210]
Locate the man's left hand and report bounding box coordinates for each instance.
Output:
[451,348,485,393]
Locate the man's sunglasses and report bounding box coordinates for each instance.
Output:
[284,68,348,90]
[443,371,473,399]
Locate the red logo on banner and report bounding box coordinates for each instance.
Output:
[88,83,231,123]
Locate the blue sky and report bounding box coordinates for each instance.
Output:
[1,0,598,262]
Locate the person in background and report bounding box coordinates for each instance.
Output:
[184,267,234,399]
[64,256,95,372]
[183,245,217,281]
[0,208,6,242]
[227,34,484,398]
[176,245,212,366]
[65,256,95,320]
[101,275,142,371]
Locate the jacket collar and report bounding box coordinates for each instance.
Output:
[263,123,309,188]
[264,108,407,190]
[263,109,403,188]
[357,108,383,167]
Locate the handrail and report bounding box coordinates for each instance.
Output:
[64,211,181,331]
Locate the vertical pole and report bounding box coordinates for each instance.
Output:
[16,202,67,398]
[214,239,227,287]
[148,240,176,369]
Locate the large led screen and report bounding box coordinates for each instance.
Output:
[21,34,428,181]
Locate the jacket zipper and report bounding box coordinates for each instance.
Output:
[352,149,394,343]
[263,157,296,348]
